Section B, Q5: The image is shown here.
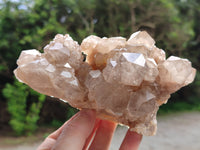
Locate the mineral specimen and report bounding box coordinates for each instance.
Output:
[14,31,196,136]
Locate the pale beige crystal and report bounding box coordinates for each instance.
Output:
[14,31,196,136]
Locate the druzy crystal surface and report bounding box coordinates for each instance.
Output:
[14,31,196,136]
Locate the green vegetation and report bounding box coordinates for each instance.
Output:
[2,79,45,135]
[0,0,199,135]
[158,101,200,115]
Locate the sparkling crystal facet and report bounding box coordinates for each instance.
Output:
[89,70,101,78]
[61,71,72,78]
[122,52,146,67]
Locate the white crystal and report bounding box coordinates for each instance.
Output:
[61,71,72,78]
[127,31,155,49]
[128,31,140,40]
[64,35,73,42]
[49,42,64,50]
[23,49,41,56]
[168,56,188,62]
[31,60,40,64]
[147,58,157,66]
[146,91,155,101]
[44,44,50,50]
[40,58,49,66]
[45,64,55,72]
[110,60,117,67]
[64,63,72,68]
[89,70,101,78]
[69,79,78,86]
[168,56,181,61]
[122,53,145,67]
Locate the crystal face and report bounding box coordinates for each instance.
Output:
[14,31,196,136]
[89,70,101,78]
[122,53,146,67]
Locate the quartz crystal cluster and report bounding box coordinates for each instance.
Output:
[14,31,196,136]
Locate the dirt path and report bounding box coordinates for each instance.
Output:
[0,112,200,150]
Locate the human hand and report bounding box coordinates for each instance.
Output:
[37,109,142,150]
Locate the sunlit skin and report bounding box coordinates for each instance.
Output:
[37,109,142,150]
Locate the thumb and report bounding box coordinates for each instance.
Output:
[52,109,96,150]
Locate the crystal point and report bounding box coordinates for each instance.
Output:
[127,31,155,48]
[110,60,117,67]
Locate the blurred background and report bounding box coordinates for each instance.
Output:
[0,0,199,149]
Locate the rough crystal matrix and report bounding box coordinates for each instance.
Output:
[14,31,196,136]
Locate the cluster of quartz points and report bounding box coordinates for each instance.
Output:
[14,31,196,136]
